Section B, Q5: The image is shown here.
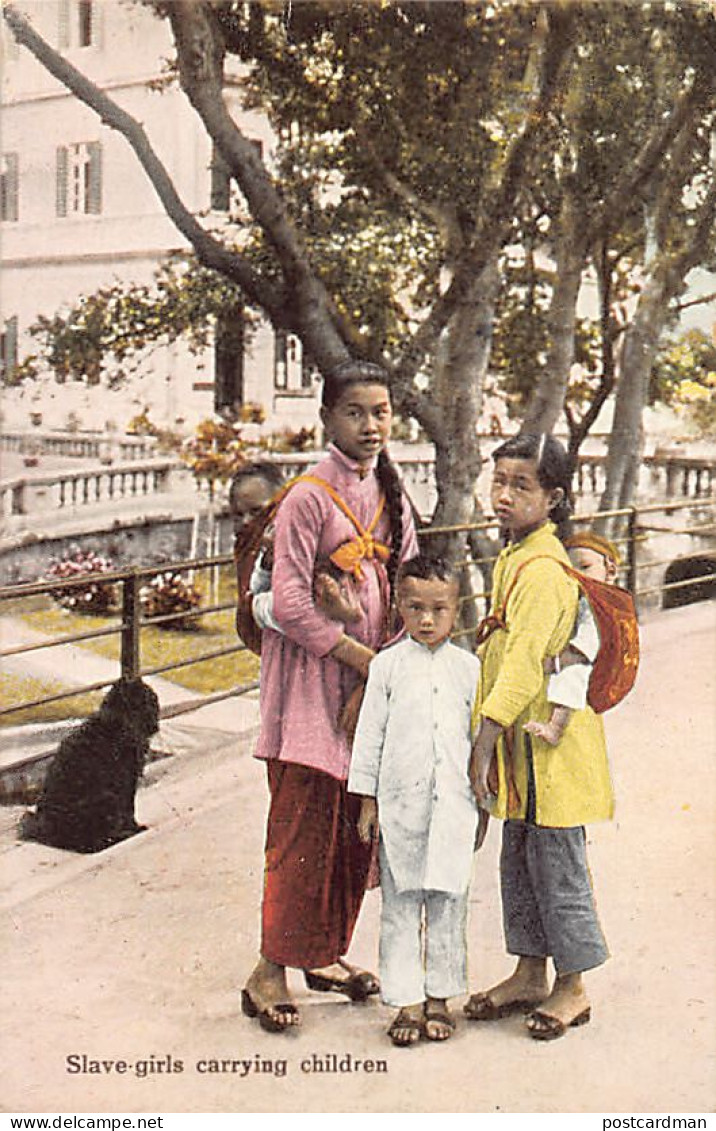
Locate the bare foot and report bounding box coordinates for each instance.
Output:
[464,957,550,1020]
[243,958,299,1030]
[424,997,456,1042]
[526,973,590,1039]
[387,1002,425,1047]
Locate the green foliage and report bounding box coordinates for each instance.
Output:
[650,328,716,436]
[10,0,716,465]
[24,257,253,387]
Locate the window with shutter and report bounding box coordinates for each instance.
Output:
[274,330,288,390]
[57,0,70,47]
[214,315,245,412]
[1,154,19,222]
[0,316,19,384]
[59,1,100,49]
[210,144,230,212]
[56,146,68,217]
[87,142,102,214]
[274,331,307,392]
[57,142,102,216]
[78,0,92,46]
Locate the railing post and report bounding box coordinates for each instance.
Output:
[121,570,141,679]
[626,506,638,595]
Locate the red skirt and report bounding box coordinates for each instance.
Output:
[261,761,374,969]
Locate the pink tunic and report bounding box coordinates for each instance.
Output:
[255,444,419,781]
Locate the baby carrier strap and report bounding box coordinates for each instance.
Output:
[233,473,389,654]
[299,475,389,580]
[475,553,640,714]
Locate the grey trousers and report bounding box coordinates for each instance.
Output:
[501,820,609,975]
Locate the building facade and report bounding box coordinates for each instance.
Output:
[1,0,320,436]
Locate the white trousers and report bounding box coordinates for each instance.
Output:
[378,845,470,1007]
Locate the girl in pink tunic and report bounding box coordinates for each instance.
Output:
[242,361,418,1033]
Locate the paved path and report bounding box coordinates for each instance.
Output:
[1,602,715,1114]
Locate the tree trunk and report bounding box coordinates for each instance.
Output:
[522,180,587,437]
[600,176,716,528]
[599,270,669,527]
[425,262,500,640]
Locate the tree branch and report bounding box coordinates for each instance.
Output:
[588,69,714,247]
[394,5,577,387]
[167,0,353,370]
[674,289,716,314]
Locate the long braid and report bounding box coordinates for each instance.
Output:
[376,448,404,601]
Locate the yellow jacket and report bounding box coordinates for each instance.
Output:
[474,522,614,827]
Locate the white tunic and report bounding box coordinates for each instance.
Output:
[547,595,600,710]
[348,636,481,894]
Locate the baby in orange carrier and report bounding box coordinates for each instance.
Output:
[525,531,621,746]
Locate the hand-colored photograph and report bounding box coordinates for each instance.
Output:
[1,0,714,1117]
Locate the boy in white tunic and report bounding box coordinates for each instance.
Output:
[348,555,483,1047]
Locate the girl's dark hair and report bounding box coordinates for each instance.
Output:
[323,359,404,598]
[321,358,391,409]
[491,432,574,541]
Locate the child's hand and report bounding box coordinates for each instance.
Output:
[524,711,568,747]
[357,797,378,844]
[469,717,502,807]
[315,572,362,623]
[259,524,275,572]
[474,808,490,851]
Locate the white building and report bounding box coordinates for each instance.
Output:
[0,0,320,437]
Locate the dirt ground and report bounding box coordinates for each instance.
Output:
[1,601,715,1114]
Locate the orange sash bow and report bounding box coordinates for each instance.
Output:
[300,475,390,581]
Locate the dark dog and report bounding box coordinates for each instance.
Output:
[20,679,160,854]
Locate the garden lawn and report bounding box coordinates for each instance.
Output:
[3,567,259,696]
[0,671,104,728]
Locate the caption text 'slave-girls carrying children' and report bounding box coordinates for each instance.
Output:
[468,433,614,1041]
[348,555,483,1048]
[241,360,418,1034]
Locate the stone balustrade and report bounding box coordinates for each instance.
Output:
[0,442,713,544]
[1,460,180,525]
[1,430,158,462]
[571,453,714,503]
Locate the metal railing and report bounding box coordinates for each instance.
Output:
[0,553,253,723]
[1,497,714,725]
[418,498,716,639]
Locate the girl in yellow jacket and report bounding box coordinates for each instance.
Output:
[467,433,614,1041]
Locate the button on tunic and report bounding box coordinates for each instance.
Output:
[348,637,481,894]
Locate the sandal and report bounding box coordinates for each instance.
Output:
[304,967,379,1003]
[241,988,299,1034]
[424,1007,456,1042]
[526,1006,591,1041]
[337,959,380,996]
[387,1008,425,1047]
[463,991,537,1021]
